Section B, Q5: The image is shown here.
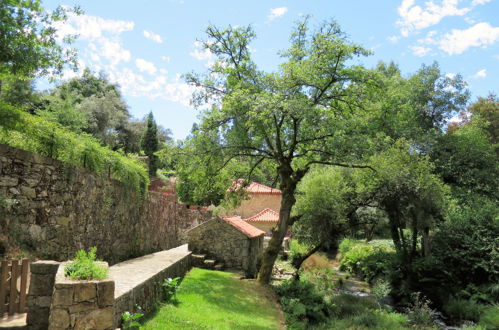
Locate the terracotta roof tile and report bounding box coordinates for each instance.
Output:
[222,216,265,238]
[229,179,282,195]
[244,208,280,223]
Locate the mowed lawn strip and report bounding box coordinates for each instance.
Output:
[141,267,283,330]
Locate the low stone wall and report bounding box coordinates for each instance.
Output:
[112,249,191,327]
[0,144,211,264]
[48,262,114,330]
[27,260,60,330]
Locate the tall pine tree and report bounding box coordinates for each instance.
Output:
[142,112,159,176]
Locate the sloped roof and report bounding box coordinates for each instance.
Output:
[229,179,282,195]
[244,208,280,223]
[222,216,265,238]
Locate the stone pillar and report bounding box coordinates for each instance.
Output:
[27,260,60,330]
[48,262,114,330]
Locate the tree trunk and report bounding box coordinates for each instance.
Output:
[292,242,324,280]
[258,170,298,284]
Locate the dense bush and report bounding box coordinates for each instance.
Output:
[339,239,395,283]
[0,107,149,194]
[274,278,331,329]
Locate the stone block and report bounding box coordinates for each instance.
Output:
[29,274,56,296]
[74,283,97,302]
[30,260,60,275]
[27,306,50,327]
[52,287,74,306]
[74,307,114,330]
[0,176,18,186]
[97,280,114,308]
[48,308,71,329]
[20,185,37,198]
[69,301,96,313]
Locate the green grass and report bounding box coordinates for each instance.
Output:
[141,268,283,330]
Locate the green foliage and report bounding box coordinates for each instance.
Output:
[405,292,437,328]
[443,298,485,322]
[275,278,330,327]
[328,308,408,330]
[162,277,181,302]
[479,305,499,330]
[64,247,108,280]
[121,311,143,330]
[338,238,359,256]
[142,112,159,176]
[431,120,498,201]
[339,239,395,283]
[0,107,149,194]
[0,1,80,78]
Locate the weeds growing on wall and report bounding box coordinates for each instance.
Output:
[0,107,149,195]
[64,247,108,280]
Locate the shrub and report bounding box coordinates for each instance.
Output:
[274,278,330,327]
[64,247,108,280]
[162,277,181,302]
[444,298,485,322]
[339,240,395,283]
[405,292,437,328]
[338,238,358,256]
[121,311,143,330]
[479,305,499,330]
[328,309,408,330]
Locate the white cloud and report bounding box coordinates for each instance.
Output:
[135,58,157,75]
[189,41,213,61]
[439,22,499,55]
[472,69,487,78]
[397,0,470,36]
[410,45,432,56]
[445,73,456,79]
[388,35,401,43]
[54,13,134,41]
[471,0,491,6]
[161,56,171,62]
[143,30,163,44]
[268,7,288,21]
[98,39,131,66]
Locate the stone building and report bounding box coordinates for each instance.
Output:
[187,216,265,277]
[227,180,281,235]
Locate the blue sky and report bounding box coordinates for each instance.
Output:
[42,0,499,139]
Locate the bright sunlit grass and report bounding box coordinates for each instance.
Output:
[141,268,283,330]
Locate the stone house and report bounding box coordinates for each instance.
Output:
[187,216,265,277]
[228,180,281,235]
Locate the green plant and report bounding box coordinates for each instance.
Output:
[405,292,436,328]
[275,278,330,327]
[479,305,499,330]
[121,311,143,329]
[338,238,359,257]
[162,277,181,302]
[64,247,108,280]
[443,298,485,322]
[373,279,392,301]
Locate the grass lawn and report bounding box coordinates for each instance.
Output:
[141,267,284,330]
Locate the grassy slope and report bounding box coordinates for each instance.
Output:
[141,268,283,330]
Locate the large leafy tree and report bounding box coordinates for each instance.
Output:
[0,0,79,82]
[186,19,378,283]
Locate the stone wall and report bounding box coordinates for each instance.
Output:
[27,260,60,330]
[48,262,114,330]
[188,218,263,277]
[112,251,191,327]
[0,144,211,264]
[232,193,281,219]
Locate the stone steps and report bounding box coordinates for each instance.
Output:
[191,253,224,271]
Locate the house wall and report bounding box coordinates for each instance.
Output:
[231,194,281,219]
[0,144,211,264]
[187,218,262,277]
[247,222,276,236]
